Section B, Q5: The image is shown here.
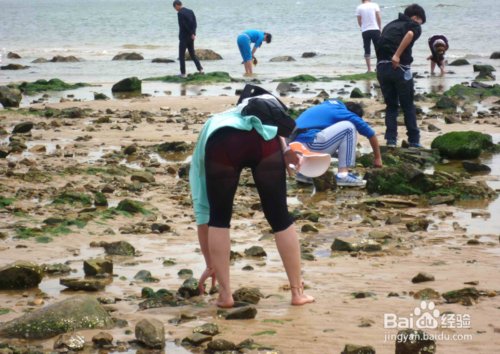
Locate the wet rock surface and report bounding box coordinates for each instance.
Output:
[135,318,165,349]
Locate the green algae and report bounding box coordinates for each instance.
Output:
[144,71,237,84]
[431,131,484,159]
[252,331,276,336]
[0,198,15,209]
[287,108,307,119]
[333,72,377,81]
[141,287,173,299]
[116,199,152,215]
[8,79,94,95]
[274,74,333,83]
[52,192,93,206]
[444,84,500,100]
[35,236,53,244]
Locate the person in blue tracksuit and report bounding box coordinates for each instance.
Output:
[237,30,272,75]
[291,100,383,186]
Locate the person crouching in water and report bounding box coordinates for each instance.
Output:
[289,100,383,186]
[237,30,272,75]
[427,35,449,75]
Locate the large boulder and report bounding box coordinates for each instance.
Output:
[50,56,80,63]
[431,131,484,159]
[111,77,142,92]
[135,319,165,349]
[1,64,29,70]
[112,52,144,61]
[449,59,470,66]
[0,261,43,290]
[7,52,21,59]
[186,49,222,61]
[0,86,22,108]
[491,52,500,59]
[0,294,113,339]
[12,122,34,134]
[270,56,296,62]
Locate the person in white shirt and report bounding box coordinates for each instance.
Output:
[356,0,382,72]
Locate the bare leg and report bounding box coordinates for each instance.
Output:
[208,226,234,308]
[197,224,216,294]
[430,61,436,75]
[274,225,315,306]
[244,60,253,75]
[365,57,372,72]
[338,167,349,173]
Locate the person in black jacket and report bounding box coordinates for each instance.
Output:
[427,35,449,76]
[376,4,426,149]
[173,0,204,78]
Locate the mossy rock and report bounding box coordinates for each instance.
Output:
[116,199,148,214]
[365,164,432,196]
[111,77,142,92]
[435,96,457,109]
[157,141,192,153]
[103,241,135,256]
[8,79,92,95]
[94,192,108,207]
[431,131,484,159]
[178,277,202,298]
[52,192,93,206]
[0,295,113,339]
[144,72,236,84]
[287,107,307,119]
[449,59,470,66]
[141,287,173,299]
[274,74,318,83]
[94,93,109,100]
[444,83,500,100]
[0,261,43,290]
[395,329,436,354]
[341,344,376,354]
[350,88,366,98]
[334,72,377,81]
[442,287,479,303]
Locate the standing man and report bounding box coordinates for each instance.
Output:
[356,0,382,73]
[173,0,204,78]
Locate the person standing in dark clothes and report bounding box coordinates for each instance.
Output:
[427,35,449,76]
[376,4,426,149]
[173,0,204,78]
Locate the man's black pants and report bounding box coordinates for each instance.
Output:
[179,38,203,75]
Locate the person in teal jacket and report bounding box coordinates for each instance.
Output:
[237,30,272,75]
[189,108,314,307]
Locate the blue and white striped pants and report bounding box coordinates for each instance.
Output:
[305,121,357,169]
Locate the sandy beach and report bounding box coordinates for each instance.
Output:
[1,91,500,353]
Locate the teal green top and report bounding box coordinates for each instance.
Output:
[189,108,278,225]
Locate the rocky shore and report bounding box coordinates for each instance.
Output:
[0,79,500,354]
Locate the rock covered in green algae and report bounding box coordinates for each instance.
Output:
[0,86,22,108]
[449,59,470,66]
[94,92,109,100]
[194,323,219,336]
[60,278,106,291]
[102,241,135,256]
[225,306,257,320]
[412,272,435,283]
[157,141,192,153]
[131,171,155,183]
[431,131,484,159]
[115,199,147,214]
[8,79,92,95]
[313,170,337,192]
[244,246,267,257]
[331,238,382,252]
[94,192,108,207]
[0,294,113,339]
[111,77,142,92]
[0,261,43,290]
[145,72,236,84]
[413,288,440,300]
[135,319,165,349]
[334,72,378,81]
[207,339,236,353]
[232,288,263,305]
[442,287,479,304]
[138,298,179,310]
[178,277,202,298]
[364,164,429,196]
[52,192,93,206]
[395,329,436,354]
[274,74,333,82]
[435,95,457,109]
[341,344,376,354]
[474,64,496,81]
[350,88,366,98]
[12,122,34,134]
[83,258,113,276]
[406,219,430,232]
[53,332,85,350]
[141,287,173,299]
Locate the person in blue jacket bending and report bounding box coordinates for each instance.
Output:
[291,100,383,186]
[237,30,272,75]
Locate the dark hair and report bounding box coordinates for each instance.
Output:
[345,101,364,118]
[404,4,426,24]
[173,0,182,7]
[265,33,272,44]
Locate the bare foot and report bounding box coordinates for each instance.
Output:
[291,291,315,306]
[215,294,234,308]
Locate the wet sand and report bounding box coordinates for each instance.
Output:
[1,94,500,354]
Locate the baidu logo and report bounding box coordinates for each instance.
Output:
[384,301,471,329]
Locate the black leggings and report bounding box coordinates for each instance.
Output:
[179,38,203,75]
[205,127,293,232]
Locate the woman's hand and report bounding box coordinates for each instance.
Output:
[426,55,432,61]
[199,267,216,294]
[284,150,303,176]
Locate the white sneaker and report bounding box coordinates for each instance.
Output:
[336,174,366,187]
[296,172,313,184]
